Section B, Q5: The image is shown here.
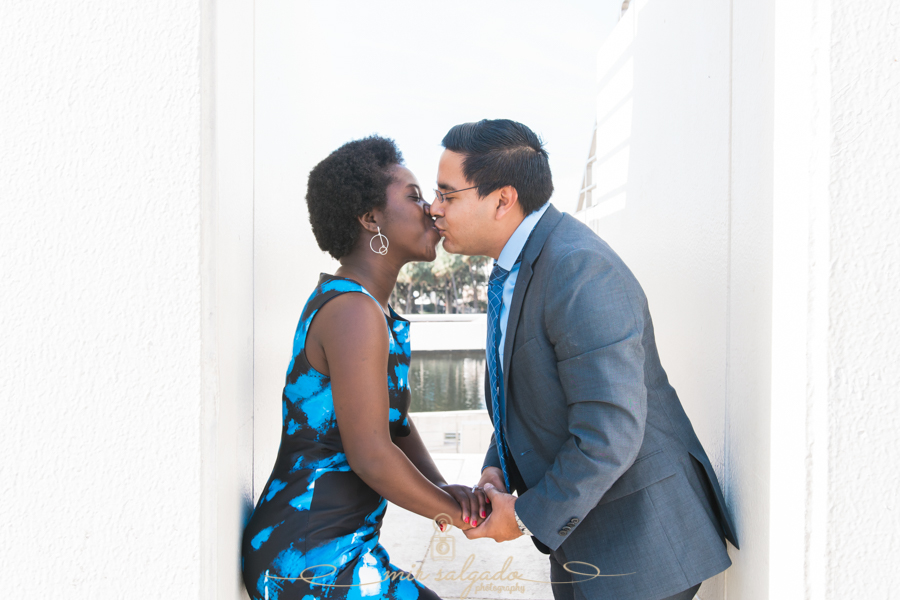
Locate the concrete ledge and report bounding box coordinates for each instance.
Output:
[409,410,494,454]
[405,314,487,351]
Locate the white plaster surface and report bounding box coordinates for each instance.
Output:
[251,1,342,501]
[729,1,776,598]
[583,1,900,599]
[1,1,203,597]
[823,2,900,596]
[585,3,733,594]
[204,1,256,599]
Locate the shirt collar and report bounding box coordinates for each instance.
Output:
[496,201,552,270]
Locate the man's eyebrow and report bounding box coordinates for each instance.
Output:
[436,182,453,191]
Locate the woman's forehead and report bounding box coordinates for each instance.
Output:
[389,164,419,188]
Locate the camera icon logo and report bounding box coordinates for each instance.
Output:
[431,513,456,561]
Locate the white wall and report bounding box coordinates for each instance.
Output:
[1,2,204,597]
[808,2,900,596]
[581,2,734,596]
[203,1,256,598]
[729,0,775,598]
[251,2,342,500]
[583,0,900,598]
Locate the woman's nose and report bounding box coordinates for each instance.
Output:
[423,200,433,216]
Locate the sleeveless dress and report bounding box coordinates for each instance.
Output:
[240,274,441,600]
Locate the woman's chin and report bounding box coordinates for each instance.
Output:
[426,234,441,260]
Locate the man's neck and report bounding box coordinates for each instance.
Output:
[490,215,526,260]
[494,202,551,267]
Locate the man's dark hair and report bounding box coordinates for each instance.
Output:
[305,135,403,259]
[441,119,553,215]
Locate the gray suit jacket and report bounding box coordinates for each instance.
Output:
[483,204,739,600]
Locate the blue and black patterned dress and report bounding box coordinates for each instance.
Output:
[241,273,441,600]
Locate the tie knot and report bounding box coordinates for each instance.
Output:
[489,262,510,287]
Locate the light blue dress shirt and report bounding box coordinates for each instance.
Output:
[493,201,551,372]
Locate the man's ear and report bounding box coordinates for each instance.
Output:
[494,185,522,221]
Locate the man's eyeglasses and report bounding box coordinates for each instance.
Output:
[434,186,478,204]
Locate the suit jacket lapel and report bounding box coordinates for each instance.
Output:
[500,203,564,430]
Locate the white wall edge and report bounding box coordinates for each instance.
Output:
[769,0,812,596]
[200,0,217,595]
[769,0,832,597]
[200,0,255,598]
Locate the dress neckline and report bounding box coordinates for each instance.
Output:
[318,272,409,323]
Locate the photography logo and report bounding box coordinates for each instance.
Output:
[260,512,635,599]
[430,512,455,561]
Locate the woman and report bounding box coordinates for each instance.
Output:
[240,136,488,600]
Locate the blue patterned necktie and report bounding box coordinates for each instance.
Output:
[487,260,513,492]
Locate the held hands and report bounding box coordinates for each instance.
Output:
[442,466,504,530]
[438,483,488,530]
[462,483,524,542]
[438,467,524,542]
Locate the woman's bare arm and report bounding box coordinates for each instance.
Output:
[394,417,488,526]
[392,418,445,485]
[308,292,473,530]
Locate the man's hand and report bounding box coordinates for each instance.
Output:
[477,467,507,495]
[463,483,523,543]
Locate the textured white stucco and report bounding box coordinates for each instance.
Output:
[1,2,202,597]
[825,1,900,596]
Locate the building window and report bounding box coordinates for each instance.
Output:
[576,122,598,212]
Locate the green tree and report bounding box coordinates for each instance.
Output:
[395,246,490,314]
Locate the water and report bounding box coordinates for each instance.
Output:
[408,350,486,412]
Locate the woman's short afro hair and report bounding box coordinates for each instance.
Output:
[306,135,404,259]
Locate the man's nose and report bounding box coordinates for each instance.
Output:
[429,199,443,217]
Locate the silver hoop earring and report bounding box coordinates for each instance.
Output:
[370,226,389,255]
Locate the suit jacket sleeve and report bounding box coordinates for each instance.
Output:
[514,247,648,551]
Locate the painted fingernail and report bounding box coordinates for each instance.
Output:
[473,520,478,526]
[481,510,486,518]
[463,516,469,523]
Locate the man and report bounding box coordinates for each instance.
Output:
[430,119,739,600]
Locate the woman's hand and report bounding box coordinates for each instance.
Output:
[438,483,489,529]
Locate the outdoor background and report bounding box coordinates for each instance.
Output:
[2,1,898,599]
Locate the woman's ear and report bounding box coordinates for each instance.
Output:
[357,211,379,233]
